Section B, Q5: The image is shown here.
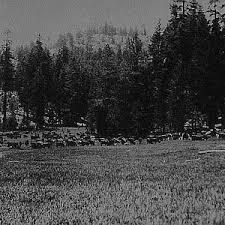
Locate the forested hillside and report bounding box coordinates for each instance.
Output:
[1,0,225,136]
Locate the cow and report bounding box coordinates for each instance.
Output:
[128,137,136,145]
[56,139,66,147]
[191,134,207,141]
[66,139,77,146]
[219,132,225,139]
[99,138,109,146]
[172,133,182,140]
[147,135,159,144]
[181,132,191,140]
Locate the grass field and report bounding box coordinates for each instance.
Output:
[1,140,225,225]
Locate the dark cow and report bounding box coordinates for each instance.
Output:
[172,133,181,140]
[99,138,109,146]
[56,139,66,147]
[191,134,206,141]
[128,137,136,145]
[7,142,21,149]
[181,132,191,140]
[31,141,43,149]
[119,137,128,145]
[219,132,225,139]
[66,139,77,146]
[147,135,159,144]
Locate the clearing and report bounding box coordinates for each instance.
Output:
[1,140,225,224]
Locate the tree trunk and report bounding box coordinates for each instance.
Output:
[207,98,217,129]
[221,103,225,130]
[25,104,29,128]
[2,90,7,131]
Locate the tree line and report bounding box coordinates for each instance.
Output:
[1,0,225,136]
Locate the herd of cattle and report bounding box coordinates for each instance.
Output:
[1,128,225,150]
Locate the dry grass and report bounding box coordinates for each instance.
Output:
[1,141,225,224]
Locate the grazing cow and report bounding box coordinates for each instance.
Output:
[171,133,182,140]
[181,132,191,140]
[56,139,66,147]
[147,135,159,144]
[128,137,136,145]
[205,129,219,139]
[191,134,206,141]
[219,132,225,139]
[66,139,77,146]
[31,141,43,149]
[119,137,127,145]
[107,138,116,146]
[42,140,52,148]
[7,142,20,149]
[138,137,143,144]
[166,133,173,140]
[157,135,168,142]
[99,138,109,146]
[113,138,122,146]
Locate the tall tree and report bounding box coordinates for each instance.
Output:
[52,44,71,125]
[28,36,53,128]
[15,45,32,128]
[0,37,14,131]
[206,11,224,128]
[149,20,168,132]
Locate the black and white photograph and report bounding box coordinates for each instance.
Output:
[1,0,225,224]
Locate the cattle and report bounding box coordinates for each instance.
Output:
[77,138,91,146]
[172,133,182,140]
[42,140,52,148]
[181,132,192,140]
[191,134,207,141]
[147,135,159,144]
[128,137,136,145]
[84,136,96,146]
[219,132,225,139]
[205,129,219,139]
[138,137,143,144]
[56,139,66,147]
[166,133,173,140]
[31,141,43,149]
[31,134,40,140]
[119,137,128,145]
[7,142,21,149]
[157,134,170,142]
[107,138,116,146]
[99,138,109,146]
[66,139,77,146]
[3,125,222,149]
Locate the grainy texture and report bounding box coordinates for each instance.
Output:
[1,140,225,224]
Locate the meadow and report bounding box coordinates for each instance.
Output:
[1,140,225,225]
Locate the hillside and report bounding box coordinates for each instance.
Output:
[52,24,151,52]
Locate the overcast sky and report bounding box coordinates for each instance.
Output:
[0,0,209,46]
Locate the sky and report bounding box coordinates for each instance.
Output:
[0,0,209,46]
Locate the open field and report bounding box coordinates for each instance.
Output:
[1,140,225,224]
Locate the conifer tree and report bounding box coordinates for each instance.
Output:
[15,45,31,128]
[28,35,53,129]
[149,20,167,131]
[0,35,14,131]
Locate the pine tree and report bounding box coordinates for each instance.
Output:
[15,45,31,128]
[124,32,142,72]
[149,21,163,130]
[52,44,71,125]
[206,12,224,128]
[0,39,14,131]
[28,36,53,129]
[186,3,210,131]
[162,1,193,131]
